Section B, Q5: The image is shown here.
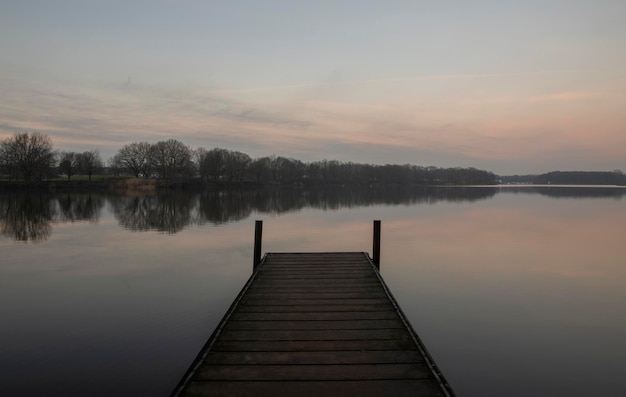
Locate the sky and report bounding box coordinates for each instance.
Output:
[1,0,625,175]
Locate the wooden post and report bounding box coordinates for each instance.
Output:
[372,220,381,269]
[253,220,263,269]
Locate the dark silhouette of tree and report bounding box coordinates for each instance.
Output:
[0,131,56,181]
[224,150,251,183]
[193,148,208,180]
[196,148,251,183]
[58,152,80,180]
[78,150,103,181]
[109,142,152,178]
[0,132,500,187]
[150,139,193,179]
[499,174,535,184]
[249,157,272,183]
[533,171,626,185]
[198,147,229,181]
[272,156,304,184]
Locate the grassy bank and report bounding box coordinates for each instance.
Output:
[0,176,155,192]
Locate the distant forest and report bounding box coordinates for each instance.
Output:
[2,131,624,187]
[500,171,626,185]
[1,131,497,186]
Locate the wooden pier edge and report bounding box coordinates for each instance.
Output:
[363,253,455,396]
[171,252,270,397]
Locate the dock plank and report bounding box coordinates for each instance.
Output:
[211,339,419,352]
[182,380,448,397]
[229,311,400,321]
[203,350,425,365]
[244,291,389,299]
[218,328,411,341]
[223,319,404,330]
[194,363,435,381]
[172,252,454,397]
[236,303,395,313]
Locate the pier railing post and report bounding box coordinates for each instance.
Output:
[253,220,263,269]
[372,220,381,269]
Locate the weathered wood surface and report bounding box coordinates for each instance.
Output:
[172,252,454,397]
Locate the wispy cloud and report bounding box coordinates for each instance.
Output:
[1,70,625,174]
[218,69,580,94]
[527,91,606,103]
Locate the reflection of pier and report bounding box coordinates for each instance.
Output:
[172,222,454,397]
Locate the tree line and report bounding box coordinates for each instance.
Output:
[0,131,104,181]
[109,139,498,186]
[1,130,498,185]
[500,170,626,185]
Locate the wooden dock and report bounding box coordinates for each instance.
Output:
[172,224,454,396]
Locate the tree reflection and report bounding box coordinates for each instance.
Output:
[57,193,105,222]
[110,191,198,233]
[0,193,56,242]
[257,186,498,213]
[147,192,196,233]
[196,190,252,225]
[4,186,621,243]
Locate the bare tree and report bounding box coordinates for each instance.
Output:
[199,147,229,181]
[150,139,193,179]
[193,147,208,180]
[197,148,250,183]
[249,157,272,183]
[58,152,80,180]
[0,131,56,180]
[224,150,251,183]
[109,142,152,178]
[0,143,13,178]
[78,150,103,181]
[272,156,304,184]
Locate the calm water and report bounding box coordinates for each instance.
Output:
[1,186,625,396]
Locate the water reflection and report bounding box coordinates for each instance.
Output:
[57,193,105,223]
[110,192,196,234]
[2,185,626,396]
[0,193,57,242]
[2,186,624,242]
[197,190,252,225]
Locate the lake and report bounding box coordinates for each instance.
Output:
[1,186,625,396]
